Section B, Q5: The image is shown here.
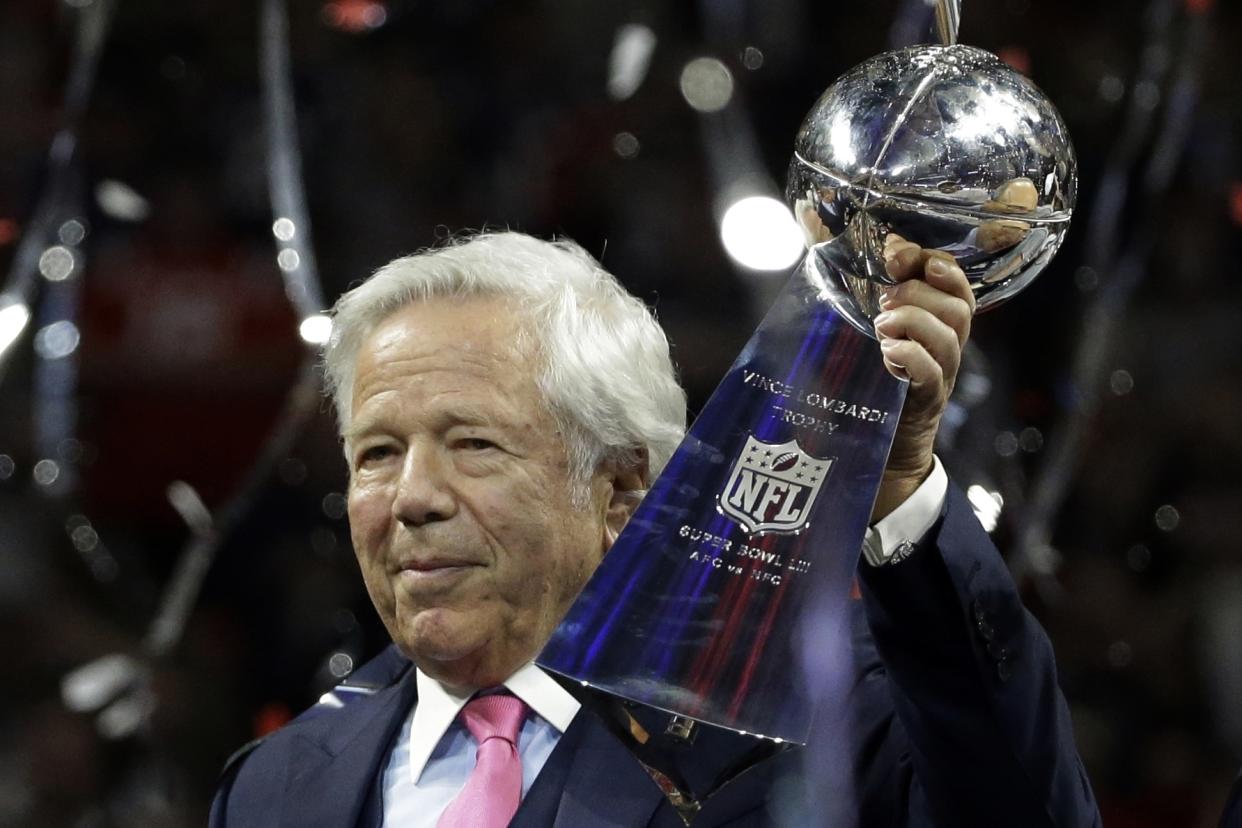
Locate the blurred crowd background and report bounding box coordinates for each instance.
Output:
[1,0,1239,825]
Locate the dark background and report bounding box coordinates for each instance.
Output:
[1,0,1239,825]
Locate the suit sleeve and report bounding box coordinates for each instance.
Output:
[854,483,1102,828]
[208,763,239,828]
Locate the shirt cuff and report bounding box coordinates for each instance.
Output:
[861,456,948,567]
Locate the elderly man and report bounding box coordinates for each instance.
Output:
[211,232,1100,827]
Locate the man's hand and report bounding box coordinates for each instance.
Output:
[870,233,976,521]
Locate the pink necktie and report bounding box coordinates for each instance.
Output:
[437,694,528,828]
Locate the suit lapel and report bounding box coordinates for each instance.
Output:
[511,708,665,828]
[281,665,418,828]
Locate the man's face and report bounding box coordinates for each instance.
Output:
[345,296,613,690]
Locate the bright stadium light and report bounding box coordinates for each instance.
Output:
[607,24,657,101]
[719,196,804,272]
[0,299,32,360]
[299,313,333,345]
[967,484,1004,533]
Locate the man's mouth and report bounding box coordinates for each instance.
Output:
[394,557,482,586]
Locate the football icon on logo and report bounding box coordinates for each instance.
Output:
[770,451,800,472]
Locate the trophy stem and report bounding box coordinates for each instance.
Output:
[932,0,961,46]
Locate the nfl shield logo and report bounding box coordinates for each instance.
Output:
[717,436,833,535]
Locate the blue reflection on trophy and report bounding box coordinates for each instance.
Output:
[539,27,1077,747]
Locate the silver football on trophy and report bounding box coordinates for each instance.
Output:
[786,44,1077,334]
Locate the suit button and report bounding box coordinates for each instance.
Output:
[997,660,1013,682]
[977,620,995,641]
[972,600,986,622]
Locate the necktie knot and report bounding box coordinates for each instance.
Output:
[460,693,527,745]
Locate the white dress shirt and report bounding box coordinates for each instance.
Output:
[863,455,948,566]
[381,661,580,827]
[380,460,948,825]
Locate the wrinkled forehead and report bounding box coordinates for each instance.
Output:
[373,293,537,357]
[348,295,548,413]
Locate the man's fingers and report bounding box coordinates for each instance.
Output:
[881,278,973,347]
[879,336,942,390]
[874,305,961,391]
[883,240,924,280]
[922,254,976,314]
[882,241,976,310]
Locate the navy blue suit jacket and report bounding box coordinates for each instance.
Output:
[211,485,1102,826]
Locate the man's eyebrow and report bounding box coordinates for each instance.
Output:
[447,405,496,427]
[343,419,377,444]
[343,412,393,444]
[343,405,501,443]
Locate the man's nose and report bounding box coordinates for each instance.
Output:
[392,447,457,526]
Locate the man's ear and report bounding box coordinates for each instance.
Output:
[603,449,649,550]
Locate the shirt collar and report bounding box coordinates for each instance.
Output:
[407,661,581,783]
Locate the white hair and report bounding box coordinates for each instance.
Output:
[323,231,687,487]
